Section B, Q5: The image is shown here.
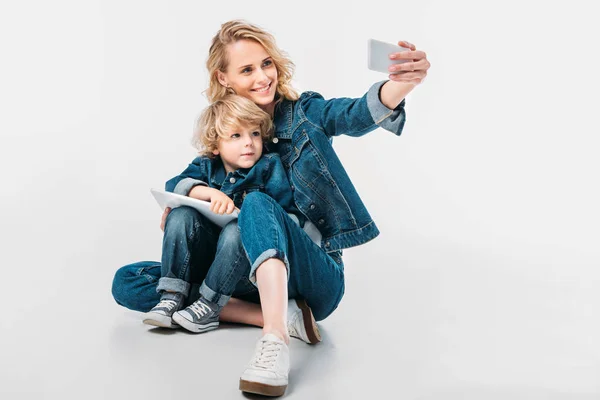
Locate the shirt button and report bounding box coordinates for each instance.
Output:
[318,219,325,225]
[310,204,315,210]
[272,138,279,143]
[290,185,295,191]
[325,241,331,248]
[229,177,236,184]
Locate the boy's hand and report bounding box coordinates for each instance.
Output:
[160,207,171,232]
[209,190,236,215]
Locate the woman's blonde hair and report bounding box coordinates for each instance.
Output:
[206,20,299,104]
[193,94,273,158]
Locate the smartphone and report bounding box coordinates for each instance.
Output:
[368,38,411,74]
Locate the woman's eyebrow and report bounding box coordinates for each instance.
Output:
[237,57,271,70]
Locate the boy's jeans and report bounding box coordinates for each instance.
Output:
[111,207,259,312]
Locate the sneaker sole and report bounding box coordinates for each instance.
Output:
[172,313,219,333]
[142,313,178,329]
[239,379,287,397]
[295,298,322,344]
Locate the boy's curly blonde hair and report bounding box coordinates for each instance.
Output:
[206,20,299,104]
[192,94,273,158]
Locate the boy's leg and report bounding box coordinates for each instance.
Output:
[145,206,221,328]
[200,220,252,307]
[174,220,252,332]
[157,206,220,296]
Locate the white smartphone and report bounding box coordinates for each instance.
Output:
[368,38,411,74]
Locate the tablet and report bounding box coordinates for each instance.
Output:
[150,188,239,228]
[368,38,411,74]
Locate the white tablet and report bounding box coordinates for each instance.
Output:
[150,188,239,228]
[368,38,411,74]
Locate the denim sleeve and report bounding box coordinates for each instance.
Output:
[164,157,209,195]
[366,80,407,136]
[302,80,406,138]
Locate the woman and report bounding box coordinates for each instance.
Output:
[112,20,429,396]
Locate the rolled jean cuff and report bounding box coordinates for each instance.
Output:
[199,281,231,308]
[157,277,191,297]
[248,249,290,287]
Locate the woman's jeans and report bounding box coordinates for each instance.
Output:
[111,195,346,321]
[239,192,345,321]
[111,207,259,311]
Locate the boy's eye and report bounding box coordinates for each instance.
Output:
[252,131,260,137]
[231,133,240,138]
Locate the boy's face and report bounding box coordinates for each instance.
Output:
[214,124,263,174]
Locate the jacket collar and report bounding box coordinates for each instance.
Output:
[273,99,293,139]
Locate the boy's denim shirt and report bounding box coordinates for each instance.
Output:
[165,152,301,219]
[264,80,407,252]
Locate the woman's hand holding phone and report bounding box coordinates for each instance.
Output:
[386,40,429,84]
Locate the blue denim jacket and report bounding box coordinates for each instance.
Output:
[267,80,406,252]
[165,153,300,218]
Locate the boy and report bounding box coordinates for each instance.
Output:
[143,95,309,337]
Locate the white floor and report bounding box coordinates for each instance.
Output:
[2,231,598,400]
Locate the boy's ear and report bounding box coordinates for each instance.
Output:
[212,149,220,156]
[216,71,228,87]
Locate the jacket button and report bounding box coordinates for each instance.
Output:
[290,185,295,191]
[325,241,331,248]
[310,204,315,210]
[272,138,279,143]
[229,177,236,184]
[318,218,325,225]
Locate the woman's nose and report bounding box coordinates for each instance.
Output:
[255,69,269,84]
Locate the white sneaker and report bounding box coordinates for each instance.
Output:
[239,333,290,397]
[287,299,322,344]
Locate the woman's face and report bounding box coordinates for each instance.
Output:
[217,40,278,109]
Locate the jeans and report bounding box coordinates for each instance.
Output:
[112,197,346,322]
[111,206,259,312]
[239,192,345,321]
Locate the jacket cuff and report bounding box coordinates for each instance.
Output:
[366,80,407,136]
[173,178,208,196]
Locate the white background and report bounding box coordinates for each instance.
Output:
[1,0,599,399]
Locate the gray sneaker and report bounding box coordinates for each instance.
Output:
[143,293,184,329]
[172,296,220,333]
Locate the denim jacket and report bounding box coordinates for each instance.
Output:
[267,80,406,252]
[165,152,300,218]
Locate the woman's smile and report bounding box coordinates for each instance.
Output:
[252,82,272,94]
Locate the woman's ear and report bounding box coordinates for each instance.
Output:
[216,71,228,88]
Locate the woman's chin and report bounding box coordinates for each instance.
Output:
[251,93,275,106]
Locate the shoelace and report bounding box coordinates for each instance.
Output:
[189,300,212,320]
[251,340,282,369]
[154,299,177,311]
